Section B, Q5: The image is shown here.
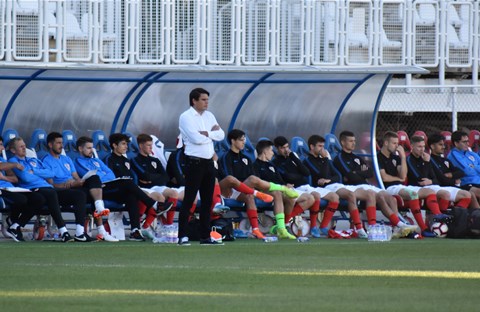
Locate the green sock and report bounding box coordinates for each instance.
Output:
[275,213,286,229]
[269,183,285,192]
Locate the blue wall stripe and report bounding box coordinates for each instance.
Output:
[329,74,374,135]
[0,69,46,133]
[120,72,168,133]
[228,73,273,132]
[371,74,393,190]
[110,71,157,134]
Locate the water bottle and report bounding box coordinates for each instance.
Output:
[297,237,309,243]
[50,223,59,241]
[263,236,278,243]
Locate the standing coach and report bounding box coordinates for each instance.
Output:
[177,88,225,245]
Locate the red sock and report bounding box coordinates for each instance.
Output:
[103,222,110,234]
[406,199,427,231]
[350,209,363,229]
[138,201,147,216]
[455,198,471,209]
[165,198,177,225]
[309,200,321,228]
[425,194,441,215]
[290,204,304,219]
[211,184,222,209]
[438,198,450,212]
[188,203,197,221]
[246,209,259,229]
[366,206,377,225]
[320,201,338,229]
[142,207,156,229]
[234,182,254,195]
[388,213,400,226]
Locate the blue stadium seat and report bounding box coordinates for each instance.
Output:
[30,128,49,160]
[290,136,309,159]
[123,131,138,159]
[243,134,256,162]
[92,130,111,161]
[62,130,79,160]
[2,128,19,147]
[214,138,230,159]
[324,133,342,159]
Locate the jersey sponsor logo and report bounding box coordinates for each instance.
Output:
[242,158,249,165]
[354,158,361,165]
[444,161,449,168]
[151,161,157,169]
[468,155,476,162]
[125,162,130,170]
[29,161,37,168]
[64,163,71,171]
[269,166,275,173]
[93,161,100,168]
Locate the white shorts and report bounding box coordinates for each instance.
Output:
[408,185,461,202]
[141,186,182,194]
[295,184,332,197]
[354,184,382,193]
[385,184,413,196]
[325,183,357,193]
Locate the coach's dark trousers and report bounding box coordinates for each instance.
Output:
[178,155,215,240]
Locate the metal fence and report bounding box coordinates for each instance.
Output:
[378,85,480,138]
[1,1,478,76]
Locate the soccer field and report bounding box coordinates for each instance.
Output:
[1,239,479,312]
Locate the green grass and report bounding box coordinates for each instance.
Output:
[1,239,480,312]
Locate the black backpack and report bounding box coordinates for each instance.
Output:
[447,207,468,238]
[187,217,235,241]
[468,208,480,237]
[211,218,235,241]
[447,207,480,238]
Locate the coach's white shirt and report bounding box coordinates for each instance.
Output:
[179,106,225,159]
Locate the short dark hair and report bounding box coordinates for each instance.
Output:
[307,135,325,149]
[256,140,273,156]
[410,135,424,144]
[76,136,93,149]
[189,88,209,106]
[227,129,245,144]
[0,135,3,142]
[137,133,152,145]
[428,133,445,146]
[452,131,468,143]
[273,136,288,147]
[382,131,398,143]
[109,133,130,149]
[339,130,355,142]
[47,132,63,145]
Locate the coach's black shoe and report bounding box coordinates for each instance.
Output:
[129,229,145,241]
[155,201,174,216]
[61,232,74,243]
[177,237,191,246]
[6,226,24,242]
[74,233,94,242]
[199,238,224,245]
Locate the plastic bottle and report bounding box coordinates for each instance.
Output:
[50,223,59,240]
[297,236,309,243]
[263,236,278,243]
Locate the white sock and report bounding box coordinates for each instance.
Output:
[97,225,106,235]
[152,202,158,210]
[397,221,407,227]
[59,227,68,235]
[76,224,85,236]
[10,223,20,229]
[94,200,105,212]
